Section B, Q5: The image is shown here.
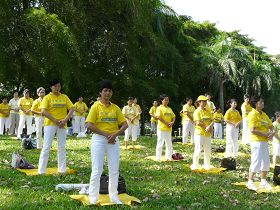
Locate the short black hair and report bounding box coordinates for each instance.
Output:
[275,112,280,118]
[2,96,8,100]
[159,94,168,102]
[244,94,250,100]
[99,80,113,92]
[226,98,237,108]
[205,92,211,97]
[185,97,193,103]
[251,96,263,107]
[49,79,61,87]
[128,97,134,101]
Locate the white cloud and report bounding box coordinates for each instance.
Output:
[164,0,280,55]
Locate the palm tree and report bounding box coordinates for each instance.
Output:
[202,34,253,113]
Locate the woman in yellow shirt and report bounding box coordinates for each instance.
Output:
[149,100,158,136]
[191,95,214,170]
[122,97,139,148]
[31,87,45,148]
[155,94,175,161]
[17,89,33,139]
[38,80,75,174]
[246,96,275,190]
[73,96,88,137]
[0,96,10,135]
[213,108,223,139]
[224,99,242,158]
[86,80,127,204]
[182,97,195,144]
[241,94,252,144]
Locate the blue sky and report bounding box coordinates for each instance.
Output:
[164,0,279,55]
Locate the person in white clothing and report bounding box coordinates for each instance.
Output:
[122,97,139,149]
[17,89,33,139]
[9,91,20,135]
[31,87,45,149]
[86,80,128,205]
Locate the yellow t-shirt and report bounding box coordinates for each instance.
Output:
[156,105,175,131]
[86,101,126,134]
[193,107,213,137]
[74,102,88,117]
[18,97,33,115]
[0,103,10,118]
[206,101,215,113]
[149,106,157,122]
[247,108,272,142]
[224,108,242,124]
[182,104,195,121]
[273,121,280,144]
[40,92,74,127]
[213,112,223,123]
[122,105,139,125]
[241,102,252,118]
[31,98,43,117]
[133,104,141,119]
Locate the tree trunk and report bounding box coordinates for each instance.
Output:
[218,80,224,114]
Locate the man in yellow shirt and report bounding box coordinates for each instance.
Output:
[17,89,33,139]
[241,94,252,144]
[0,96,10,135]
[246,96,274,191]
[182,97,195,144]
[31,87,45,149]
[122,97,139,148]
[149,100,158,136]
[213,108,223,139]
[73,96,88,137]
[155,94,175,161]
[85,80,127,204]
[38,79,74,174]
[191,95,214,170]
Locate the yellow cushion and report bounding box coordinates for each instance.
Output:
[70,193,141,206]
[232,182,280,193]
[120,145,146,150]
[185,164,226,174]
[17,167,76,176]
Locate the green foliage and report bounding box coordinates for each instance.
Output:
[0,0,279,116]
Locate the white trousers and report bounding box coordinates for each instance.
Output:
[156,130,173,160]
[182,120,194,143]
[272,140,280,156]
[225,124,239,157]
[249,141,269,173]
[241,118,249,144]
[38,126,67,174]
[213,122,223,139]
[124,123,138,141]
[192,135,211,168]
[0,117,9,135]
[17,115,33,138]
[73,116,85,134]
[35,116,44,149]
[89,134,120,200]
[9,113,19,135]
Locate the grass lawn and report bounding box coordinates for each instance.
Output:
[0,134,279,209]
